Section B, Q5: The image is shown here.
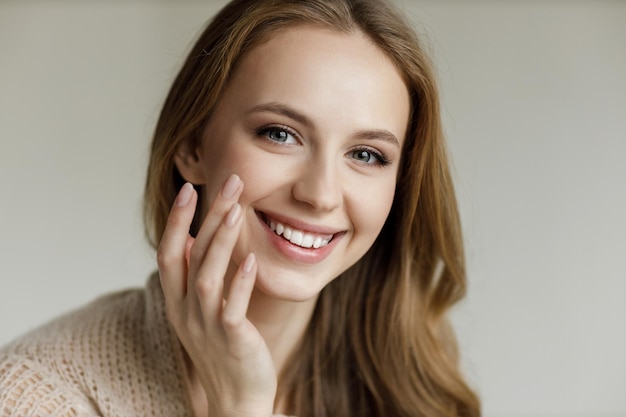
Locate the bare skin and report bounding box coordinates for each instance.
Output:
[158,26,409,417]
[161,180,273,417]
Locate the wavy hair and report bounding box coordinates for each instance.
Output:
[144,0,480,416]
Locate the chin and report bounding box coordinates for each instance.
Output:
[253,265,330,303]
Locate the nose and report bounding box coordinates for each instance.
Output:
[292,156,342,212]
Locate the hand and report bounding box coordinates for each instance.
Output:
[157,175,276,417]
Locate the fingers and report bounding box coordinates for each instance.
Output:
[221,253,257,342]
[193,202,244,316]
[187,174,244,314]
[158,174,249,332]
[157,178,276,412]
[157,182,198,302]
[158,174,243,301]
[188,174,243,281]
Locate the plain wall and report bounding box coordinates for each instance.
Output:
[1,1,625,416]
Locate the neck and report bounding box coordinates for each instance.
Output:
[247,288,318,376]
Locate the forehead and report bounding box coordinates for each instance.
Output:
[222,26,410,142]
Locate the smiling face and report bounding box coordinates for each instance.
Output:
[177,26,410,302]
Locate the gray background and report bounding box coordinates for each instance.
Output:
[1,1,625,416]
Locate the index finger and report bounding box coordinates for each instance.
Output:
[187,173,243,283]
[157,182,198,302]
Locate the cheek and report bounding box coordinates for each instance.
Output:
[201,139,262,204]
[230,150,295,208]
[374,189,396,231]
[351,178,397,239]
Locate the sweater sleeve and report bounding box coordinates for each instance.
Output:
[0,355,99,417]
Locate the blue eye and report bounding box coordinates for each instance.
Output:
[257,126,298,144]
[350,148,390,166]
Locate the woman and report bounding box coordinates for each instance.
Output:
[0,0,479,416]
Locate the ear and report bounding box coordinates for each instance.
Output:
[173,139,206,185]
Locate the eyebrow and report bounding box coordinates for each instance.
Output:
[246,102,401,147]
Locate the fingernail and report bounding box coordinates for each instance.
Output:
[243,253,255,273]
[225,203,241,227]
[222,174,241,199]
[175,183,194,207]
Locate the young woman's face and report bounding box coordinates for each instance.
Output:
[189,26,409,301]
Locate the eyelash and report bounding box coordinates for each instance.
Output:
[256,125,299,144]
[351,147,391,167]
[255,125,391,167]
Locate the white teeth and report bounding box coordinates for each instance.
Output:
[265,217,333,249]
[302,234,314,248]
[290,230,303,246]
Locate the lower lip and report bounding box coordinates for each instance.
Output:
[257,213,343,264]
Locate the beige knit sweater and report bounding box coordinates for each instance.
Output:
[0,274,291,417]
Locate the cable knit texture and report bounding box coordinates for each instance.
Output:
[0,274,292,417]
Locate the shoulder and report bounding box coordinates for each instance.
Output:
[0,286,145,416]
[1,284,147,369]
[0,355,99,417]
[0,274,190,416]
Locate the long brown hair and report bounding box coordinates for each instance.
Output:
[144,0,480,416]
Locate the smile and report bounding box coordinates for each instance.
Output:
[259,212,336,249]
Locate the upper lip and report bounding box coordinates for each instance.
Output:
[256,210,346,236]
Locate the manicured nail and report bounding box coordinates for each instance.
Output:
[225,203,241,227]
[175,183,194,207]
[242,253,255,273]
[222,174,241,199]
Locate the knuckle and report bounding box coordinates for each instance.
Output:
[156,249,175,269]
[194,276,216,297]
[157,249,173,269]
[221,311,242,330]
[157,251,175,270]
